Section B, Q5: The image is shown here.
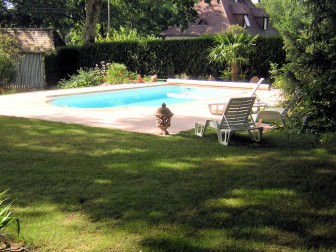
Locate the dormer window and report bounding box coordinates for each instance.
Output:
[197,19,208,26]
[263,17,268,30]
[243,15,250,28]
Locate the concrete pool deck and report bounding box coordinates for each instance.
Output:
[0,82,283,135]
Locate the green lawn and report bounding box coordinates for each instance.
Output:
[1,116,335,251]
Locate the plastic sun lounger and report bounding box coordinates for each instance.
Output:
[195,97,263,146]
[208,78,267,116]
[254,92,302,127]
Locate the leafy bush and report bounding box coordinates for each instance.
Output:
[319,132,336,148]
[59,68,102,89]
[0,33,21,89]
[0,85,17,95]
[105,63,133,84]
[0,55,16,87]
[269,62,297,92]
[58,62,153,88]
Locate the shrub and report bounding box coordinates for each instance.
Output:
[58,62,153,88]
[105,63,133,84]
[0,33,21,89]
[59,68,102,89]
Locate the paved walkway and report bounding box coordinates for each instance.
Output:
[0,83,282,135]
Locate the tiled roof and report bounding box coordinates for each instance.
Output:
[250,7,268,18]
[162,0,230,37]
[0,28,65,53]
[161,0,278,38]
[229,4,249,15]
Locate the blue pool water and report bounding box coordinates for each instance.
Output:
[49,85,240,108]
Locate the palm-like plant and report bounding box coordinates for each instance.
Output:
[0,190,20,236]
[209,25,258,81]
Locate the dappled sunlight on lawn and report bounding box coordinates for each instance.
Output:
[1,116,335,251]
[154,161,196,170]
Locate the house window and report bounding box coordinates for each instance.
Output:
[263,17,268,30]
[197,19,208,26]
[243,15,250,28]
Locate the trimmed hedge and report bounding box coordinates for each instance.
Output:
[45,36,285,86]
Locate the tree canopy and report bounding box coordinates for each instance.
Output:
[0,0,85,38]
[83,0,206,43]
[0,0,214,43]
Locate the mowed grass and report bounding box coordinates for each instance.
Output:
[0,116,335,251]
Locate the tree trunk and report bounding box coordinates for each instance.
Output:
[231,62,238,81]
[84,0,101,43]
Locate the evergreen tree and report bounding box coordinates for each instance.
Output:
[262,0,336,131]
[286,0,336,131]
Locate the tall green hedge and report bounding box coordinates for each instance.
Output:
[45,36,285,86]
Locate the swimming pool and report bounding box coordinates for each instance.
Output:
[49,85,243,108]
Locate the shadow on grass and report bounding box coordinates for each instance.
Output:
[0,116,335,251]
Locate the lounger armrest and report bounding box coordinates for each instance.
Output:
[208,103,228,115]
[252,102,269,113]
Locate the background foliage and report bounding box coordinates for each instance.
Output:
[209,26,259,81]
[45,36,285,86]
[261,0,336,132]
[0,32,21,89]
[1,0,200,42]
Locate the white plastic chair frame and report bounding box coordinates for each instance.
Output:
[208,78,266,116]
[195,97,263,145]
[254,92,302,127]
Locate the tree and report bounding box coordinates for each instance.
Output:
[209,25,258,81]
[83,0,215,43]
[83,0,100,43]
[104,0,197,37]
[2,0,85,39]
[0,32,21,88]
[263,0,336,131]
[286,0,336,131]
[2,0,215,44]
[259,0,306,93]
[259,0,305,36]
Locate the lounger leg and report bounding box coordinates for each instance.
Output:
[249,127,263,143]
[195,122,206,136]
[218,129,231,145]
[195,120,214,137]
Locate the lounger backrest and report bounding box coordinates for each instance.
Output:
[281,92,302,117]
[220,97,256,129]
[249,78,264,97]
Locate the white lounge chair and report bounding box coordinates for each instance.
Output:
[254,92,302,127]
[254,109,286,126]
[195,97,263,145]
[250,78,269,111]
[208,78,267,115]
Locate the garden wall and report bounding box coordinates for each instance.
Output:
[45,36,285,86]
